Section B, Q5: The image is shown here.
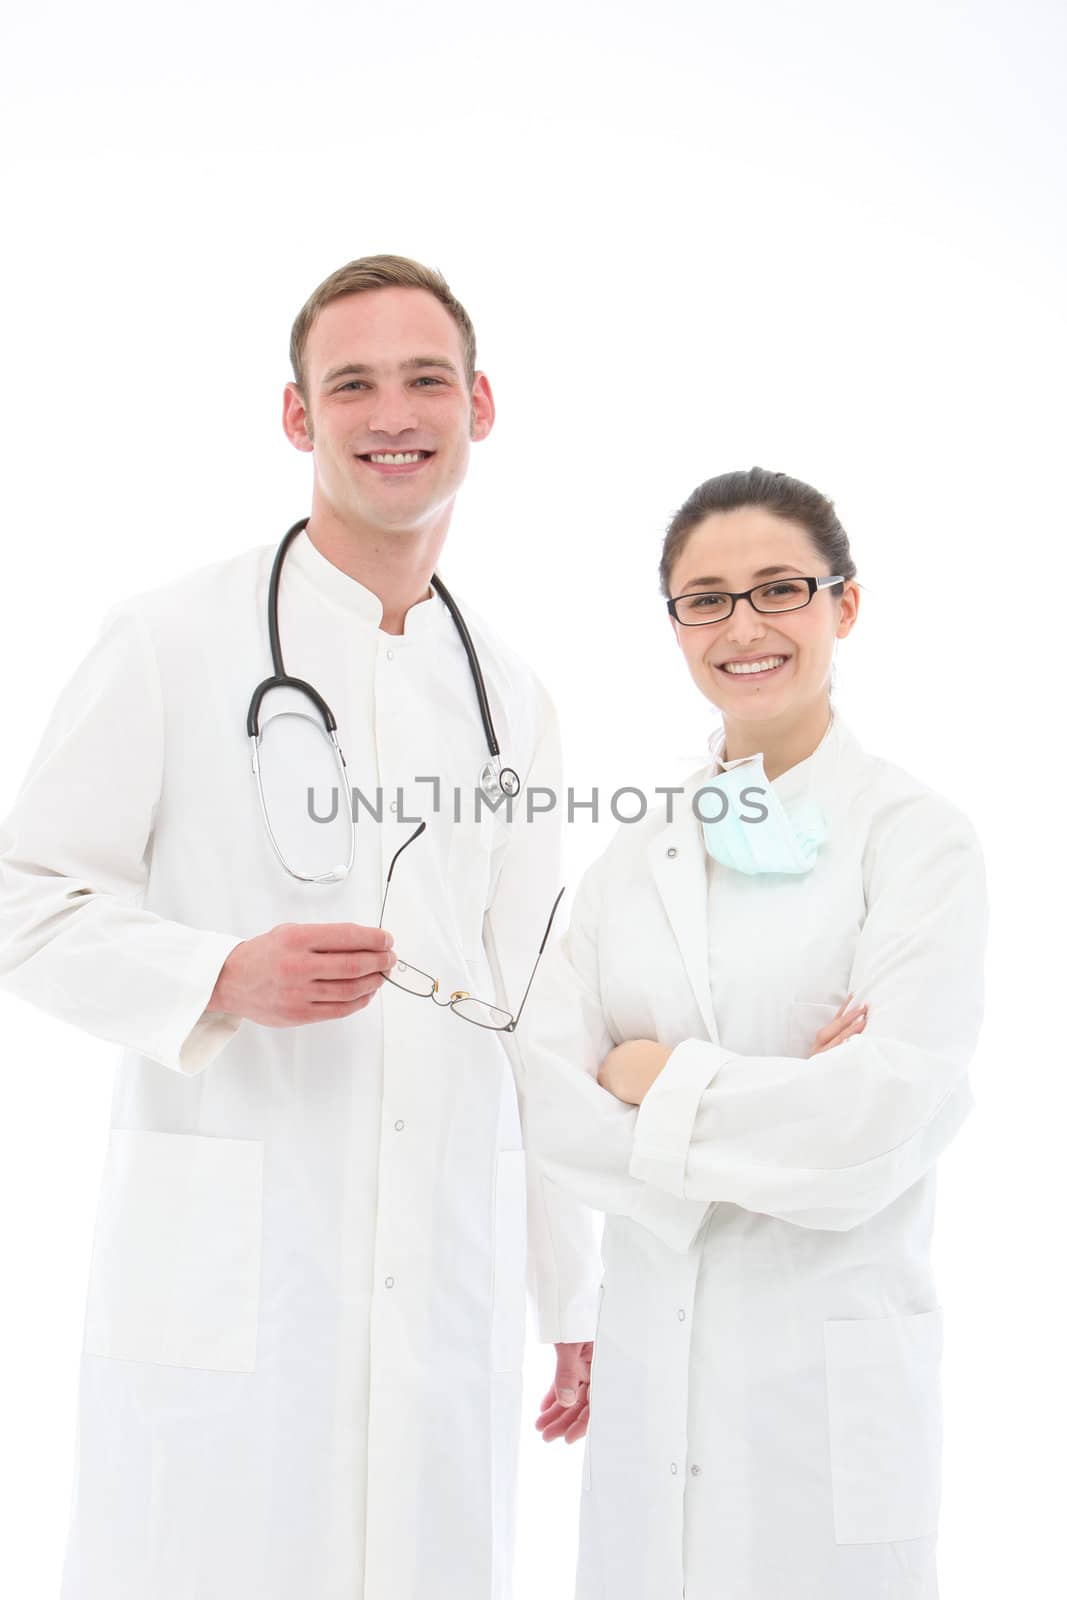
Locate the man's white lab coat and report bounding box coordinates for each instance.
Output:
[0,528,600,1600]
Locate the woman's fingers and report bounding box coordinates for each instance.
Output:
[811,1002,868,1056]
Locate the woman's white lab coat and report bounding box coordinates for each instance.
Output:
[523,712,987,1600]
[0,530,600,1600]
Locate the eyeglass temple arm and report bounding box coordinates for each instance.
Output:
[508,885,567,1031]
[378,819,427,929]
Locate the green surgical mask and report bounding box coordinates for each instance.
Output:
[696,751,826,876]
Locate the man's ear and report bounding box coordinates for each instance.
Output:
[282,381,315,453]
[469,371,496,443]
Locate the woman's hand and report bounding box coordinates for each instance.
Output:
[809,993,868,1056]
[597,1040,673,1105]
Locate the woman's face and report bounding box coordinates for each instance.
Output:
[667,506,859,725]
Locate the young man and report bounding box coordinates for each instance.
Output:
[0,255,600,1600]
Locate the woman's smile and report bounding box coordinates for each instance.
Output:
[712,651,792,681]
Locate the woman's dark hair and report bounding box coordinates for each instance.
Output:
[659,467,857,598]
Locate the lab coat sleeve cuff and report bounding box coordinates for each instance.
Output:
[162,932,247,1077]
[628,1038,730,1197]
[629,1181,711,1252]
[537,1291,602,1347]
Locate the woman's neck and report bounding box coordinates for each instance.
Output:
[722,699,832,781]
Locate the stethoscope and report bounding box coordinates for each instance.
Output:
[247,517,521,884]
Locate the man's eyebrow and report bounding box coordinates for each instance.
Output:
[321,356,462,384]
[679,564,804,591]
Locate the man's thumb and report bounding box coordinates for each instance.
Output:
[555,1348,583,1405]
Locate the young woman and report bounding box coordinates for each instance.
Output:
[525,467,987,1600]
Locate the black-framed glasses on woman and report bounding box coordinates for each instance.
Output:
[667,574,844,626]
[377,821,565,1032]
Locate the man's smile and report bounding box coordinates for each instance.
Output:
[356,449,436,475]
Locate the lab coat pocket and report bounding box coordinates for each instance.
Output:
[491,1150,528,1373]
[83,1129,264,1373]
[789,1000,841,1058]
[824,1308,944,1544]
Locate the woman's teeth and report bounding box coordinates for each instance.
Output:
[721,656,787,675]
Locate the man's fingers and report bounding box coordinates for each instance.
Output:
[297,923,395,953]
[307,950,398,982]
[536,1383,589,1441]
[308,973,388,1004]
[539,1399,590,1443]
[563,1405,590,1443]
[535,1396,575,1429]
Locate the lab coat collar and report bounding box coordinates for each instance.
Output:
[284,527,447,643]
[647,710,853,1042]
[706,705,848,802]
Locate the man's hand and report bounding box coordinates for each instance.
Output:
[597,1039,672,1105]
[535,1341,593,1444]
[205,923,397,1027]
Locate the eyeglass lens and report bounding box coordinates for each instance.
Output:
[673,578,812,624]
[385,960,514,1030]
[379,825,563,1032]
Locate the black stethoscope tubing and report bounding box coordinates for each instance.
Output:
[247,517,520,795]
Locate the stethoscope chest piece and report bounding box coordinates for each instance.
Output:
[251,519,521,880]
[480,761,522,804]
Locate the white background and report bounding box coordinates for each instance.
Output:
[1,2,1063,1595]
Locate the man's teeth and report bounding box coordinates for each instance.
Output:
[368,452,427,464]
[721,656,786,675]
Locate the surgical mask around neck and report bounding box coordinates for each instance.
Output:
[697,751,826,876]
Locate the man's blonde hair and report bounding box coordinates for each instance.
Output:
[289,254,478,399]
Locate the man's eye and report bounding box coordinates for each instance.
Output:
[414,377,444,386]
[338,381,367,392]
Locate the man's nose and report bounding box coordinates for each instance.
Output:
[368,387,420,435]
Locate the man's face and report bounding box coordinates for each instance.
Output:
[283,286,494,534]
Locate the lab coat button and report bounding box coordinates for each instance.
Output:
[394,1119,405,1132]
[677,1309,686,1321]
[386,649,395,660]
[670,1462,679,1475]
[666,847,678,858]
[385,1276,395,1289]
[690,1464,702,1476]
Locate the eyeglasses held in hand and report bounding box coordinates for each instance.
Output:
[667,574,844,625]
[377,821,565,1032]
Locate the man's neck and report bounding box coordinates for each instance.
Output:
[304,498,452,635]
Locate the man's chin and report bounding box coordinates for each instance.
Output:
[335,493,456,537]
